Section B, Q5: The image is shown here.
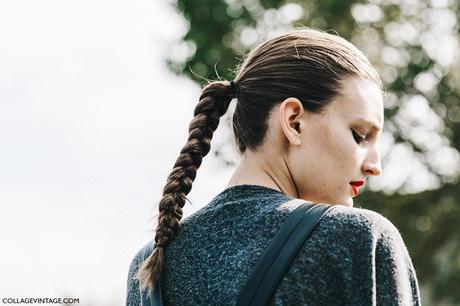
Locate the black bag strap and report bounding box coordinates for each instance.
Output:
[236,200,336,306]
[141,200,336,306]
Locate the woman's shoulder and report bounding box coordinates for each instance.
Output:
[323,204,400,235]
[276,204,420,305]
[126,240,156,306]
[312,204,407,253]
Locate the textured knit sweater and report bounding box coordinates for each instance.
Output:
[126,184,421,305]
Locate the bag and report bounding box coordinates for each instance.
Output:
[140,200,336,306]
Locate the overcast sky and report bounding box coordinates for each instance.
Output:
[0,1,236,304]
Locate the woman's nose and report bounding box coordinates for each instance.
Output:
[362,149,382,176]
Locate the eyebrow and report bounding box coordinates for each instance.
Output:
[354,118,383,131]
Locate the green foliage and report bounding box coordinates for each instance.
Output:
[167,0,460,304]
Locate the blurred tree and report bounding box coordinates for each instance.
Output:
[166,0,460,304]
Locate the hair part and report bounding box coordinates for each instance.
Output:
[135,26,384,295]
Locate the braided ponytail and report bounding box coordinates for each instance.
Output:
[134,80,237,295]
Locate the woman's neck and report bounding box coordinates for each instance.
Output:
[225,151,299,198]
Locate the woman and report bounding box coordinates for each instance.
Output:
[126,27,421,305]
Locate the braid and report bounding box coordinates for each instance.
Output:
[134,80,236,295]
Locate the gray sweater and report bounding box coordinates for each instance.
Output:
[126,184,421,305]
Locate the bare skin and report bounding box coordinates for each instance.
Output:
[226,76,384,207]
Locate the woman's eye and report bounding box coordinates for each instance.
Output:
[351,129,367,144]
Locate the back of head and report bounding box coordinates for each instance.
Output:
[134,26,383,295]
[232,27,382,153]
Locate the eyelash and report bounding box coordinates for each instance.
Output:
[351,129,368,144]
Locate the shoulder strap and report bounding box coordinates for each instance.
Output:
[141,201,336,306]
[139,241,164,306]
[236,201,336,306]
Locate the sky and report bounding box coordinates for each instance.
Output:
[0,1,235,305]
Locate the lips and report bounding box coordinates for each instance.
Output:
[350,180,364,197]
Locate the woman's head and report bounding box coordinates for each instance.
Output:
[135,27,385,294]
[231,27,383,153]
[252,75,383,207]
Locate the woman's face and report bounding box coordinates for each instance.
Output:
[278,76,383,206]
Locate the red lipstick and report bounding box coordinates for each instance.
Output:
[350,180,364,197]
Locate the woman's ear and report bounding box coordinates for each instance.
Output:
[278,97,304,146]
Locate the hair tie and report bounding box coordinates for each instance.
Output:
[229,80,239,98]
